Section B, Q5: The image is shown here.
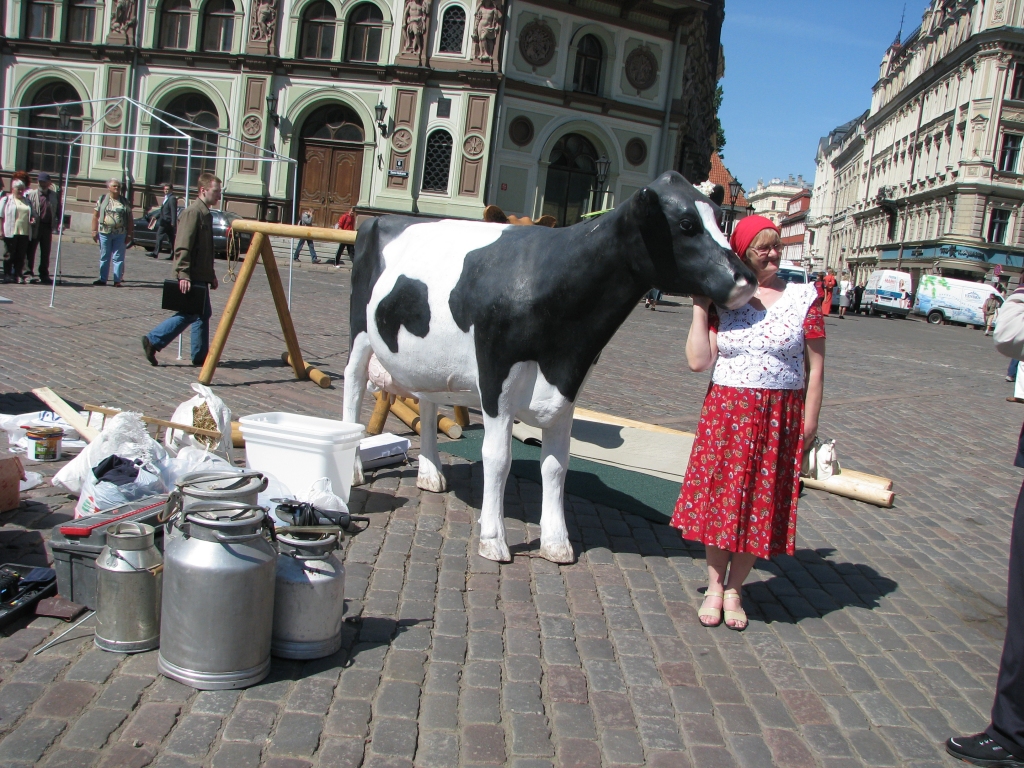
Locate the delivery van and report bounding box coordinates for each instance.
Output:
[913,274,1002,326]
[864,269,913,317]
[777,261,808,284]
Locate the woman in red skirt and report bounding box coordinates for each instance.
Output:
[671,215,826,630]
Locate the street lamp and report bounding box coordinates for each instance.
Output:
[727,178,743,235]
[265,93,280,127]
[375,101,389,138]
[592,154,611,210]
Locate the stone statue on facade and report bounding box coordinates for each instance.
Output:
[401,0,431,64]
[471,0,503,64]
[109,0,137,46]
[250,0,278,43]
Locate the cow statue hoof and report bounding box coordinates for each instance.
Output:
[478,538,512,563]
[540,539,576,564]
[416,465,448,493]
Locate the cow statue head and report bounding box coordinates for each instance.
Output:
[631,171,756,309]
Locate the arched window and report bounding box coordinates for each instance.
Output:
[203,0,235,52]
[25,0,57,39]
[542,133,598,226]
[421,130,453,193]
[438,6,465,54]
[301,1,336,60]
[26,82,84,175]
[346,4,384,63]
[572,34,602,95]
[301,104,365,143]
[154,93,220,190]
[160,0,192,49]
[68,0,101,43]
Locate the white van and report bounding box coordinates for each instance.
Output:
[777,261,808,284]
[864,269,913,317]
[913,274,1002,326]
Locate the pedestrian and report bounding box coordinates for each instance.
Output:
[822,267,837,315]
[26,172,59,285]
[672,215,826,631]
[946,287,1024,767]
[293,209,320,263]
[334,208,355,267]
[148,183,178,260]
[1009,358,1018,383]
[838,283,853,319]
[985,291,1003,336]
[142,173,221,368]
[853,282,865,314]
[644,287,662,310]
[92,178,133,287]
[0,179,34,284]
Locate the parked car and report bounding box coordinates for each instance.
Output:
[132,207,252,258]
[777,260,808,284]
[863,268,913,317]
[913,274,1002,326]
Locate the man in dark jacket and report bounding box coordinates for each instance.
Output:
[148,183,178,259]
[142,173,220,367]
[26,172,60,284]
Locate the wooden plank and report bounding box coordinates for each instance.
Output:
[280,351,331,388]
[261,237,306,381]
[573,407,691,436]
[367,391,392,435]
[199,231,265,385]
[229,219,357,243]
[32,387,100,443]
[82,404,222,440]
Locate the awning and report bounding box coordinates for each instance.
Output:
[931,258,989,274]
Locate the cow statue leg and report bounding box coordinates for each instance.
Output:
[416,399,447,493]
[343,332,374,486]
[478,410,515,562]
[539,410,575,564]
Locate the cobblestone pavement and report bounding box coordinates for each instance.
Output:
[0,242,1018,767]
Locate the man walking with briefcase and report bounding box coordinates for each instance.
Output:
[142,173,220,367]
[148,183,178,259]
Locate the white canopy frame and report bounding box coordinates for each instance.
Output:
[0,95,300,310]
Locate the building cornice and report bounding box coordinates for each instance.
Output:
[504,79,674,123]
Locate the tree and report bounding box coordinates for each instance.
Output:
[713,84,726,157]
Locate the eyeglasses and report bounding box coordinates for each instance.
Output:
[750,244,782,256]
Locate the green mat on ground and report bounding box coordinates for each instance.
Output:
[439,426,678,523]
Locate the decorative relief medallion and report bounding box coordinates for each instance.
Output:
[508,116,534,146]
[463,135,484,157]
[625,46,658,91]
[518,20,556,67]
[105,105,124,127]
[242,115,263,138]
[625,138,647,166]
[392,128,413,150]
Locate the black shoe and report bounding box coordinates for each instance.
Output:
[93,279,107,286]
[191,360,206,368]
[147,252,158,258]
[142,336,158,366]
[311,257,321,263]
[39,278,52,285]
[946,733,1024,766]
[165,255,174,260]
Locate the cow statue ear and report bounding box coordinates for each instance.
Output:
[633,187,661,220]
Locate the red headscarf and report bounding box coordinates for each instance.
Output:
[729,215,780,258]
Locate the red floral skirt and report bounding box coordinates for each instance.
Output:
[671,384,805,559]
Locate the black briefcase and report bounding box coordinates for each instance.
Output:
[161,279,208,315]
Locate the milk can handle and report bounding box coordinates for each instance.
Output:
[215,531,264,543]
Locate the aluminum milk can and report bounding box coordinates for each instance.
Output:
[158,501,276,690]
[95,522,163,653]
[170,471,268,514]
[271,533,346,659]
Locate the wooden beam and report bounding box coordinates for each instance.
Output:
[260,237,307,381]
[367,391,392,436]
[230,219,357,244]
[32,387,99,443]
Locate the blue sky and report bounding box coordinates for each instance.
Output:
[718,0,931,191]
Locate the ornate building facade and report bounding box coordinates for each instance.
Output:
[1,0,724,230]
[745,174,811,227]
[808,0,1024,287]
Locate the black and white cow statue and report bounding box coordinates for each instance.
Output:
[343,171,756,564]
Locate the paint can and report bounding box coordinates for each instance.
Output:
[24,427,64,462]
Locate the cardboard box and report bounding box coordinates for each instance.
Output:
[0,456,25,512]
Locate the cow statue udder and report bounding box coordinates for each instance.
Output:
[343,171,756,564]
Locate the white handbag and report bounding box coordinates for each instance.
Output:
[801,437,840,480]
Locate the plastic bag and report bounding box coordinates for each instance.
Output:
[0,411,84,456]
[160,445,236,489]
[53,412,168,495]
[801,437,840,480]
[165,383,233,460]
[75,459,165,518]
[299,477,349,525]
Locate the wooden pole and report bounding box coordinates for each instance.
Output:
[230,219,357,244]
[453,406,470,428]
[32,387,99,442]
[260,237,307,381]
[199,231,265,385]
[397,397,463,439]
[367,391,392,435]
[280,351,331,389]
[389,397,422,435]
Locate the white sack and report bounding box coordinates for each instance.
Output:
[165,383,233,460]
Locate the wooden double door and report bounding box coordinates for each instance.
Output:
[298,141,363,227]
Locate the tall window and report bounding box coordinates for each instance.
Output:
[421,130,453,193]
[438,6,465,54]
[1013,64,1024,100]
[301,1,336,60]
[26,0,57,39]
[572,35,602,95]
[203,0,235,52]
[347,4,384,63]
[26,82,84,175]
[542,133,598,227]
[68,0,100,42]
[1001,133,1022,173]
[160,0,192,49]
[154,93,220,190]
[989,209,1011,244]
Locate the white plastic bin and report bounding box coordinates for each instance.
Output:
[239,413,364,502]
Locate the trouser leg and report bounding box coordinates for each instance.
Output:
[1012,359,1020,379]
[26,239,37,274]
[189,288,213,365]
[98,235,111,282]
[10,236,27,278]
[987,479,1024,759]
[36,226,52,281]
[112,234,126,282]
